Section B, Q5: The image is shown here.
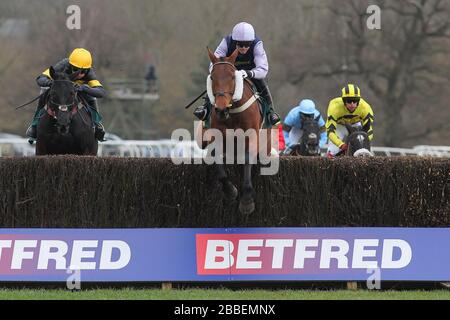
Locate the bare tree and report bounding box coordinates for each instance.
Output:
[287,0,450,146]
[1,0,449,144]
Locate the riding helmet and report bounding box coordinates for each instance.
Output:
[69,48,93,69]
[298,99,316,114]
[341,84,361,98]
[232,22,255,41]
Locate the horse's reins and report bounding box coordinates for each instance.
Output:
[15,92,45,110]
[184,89,207,109]
[75,93,95,127]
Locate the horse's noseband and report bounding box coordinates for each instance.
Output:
[47,99,78,119]
[47,80,79,119]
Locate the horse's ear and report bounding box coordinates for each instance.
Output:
[228,48,239,64]
[49,66,56,80]
[207,47,218,63]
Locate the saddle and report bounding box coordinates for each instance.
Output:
[243,78,271,128]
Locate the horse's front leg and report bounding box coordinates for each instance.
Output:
[239,155,256,215]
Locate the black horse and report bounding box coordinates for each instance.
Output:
[343,124,373,157]
[35,66,98,155]
[290,115,321,156]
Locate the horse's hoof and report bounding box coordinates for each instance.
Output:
[239,196,255,215]
[223,183,238,201]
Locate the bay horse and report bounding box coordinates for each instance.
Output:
[290,115,321,156]
[204,47,271,214]
[36,66,98,155]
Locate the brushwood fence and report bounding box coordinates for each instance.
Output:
[0,156,448,228]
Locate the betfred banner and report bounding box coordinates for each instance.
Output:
[0,228,449,281]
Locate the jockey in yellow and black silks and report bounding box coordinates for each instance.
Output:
[325,84,374,158]
[26,48,107,142]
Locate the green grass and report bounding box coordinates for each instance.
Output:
[0,288,449,300]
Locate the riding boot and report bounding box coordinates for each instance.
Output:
[253,79,281,127]
[193,96,212,121]
[26,123,37,140]
[86,97,106,142]
[26,89,49,141]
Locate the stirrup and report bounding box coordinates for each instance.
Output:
[95,124,106,142]
[194,105,209,120]
[269,112,281,126]
[26,125,37,140]
[96,132,106,142]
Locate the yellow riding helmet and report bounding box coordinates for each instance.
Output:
[341,84,361,98]
[69,48,92,69]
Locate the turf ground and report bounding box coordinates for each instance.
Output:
[0,288,449,300]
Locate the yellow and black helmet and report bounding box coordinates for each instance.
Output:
[69,48,92,69]
[341,84,361,98]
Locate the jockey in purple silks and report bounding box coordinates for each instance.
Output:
[194,22,281,127]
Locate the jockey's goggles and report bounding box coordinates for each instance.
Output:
[70,65,89,74]
[236,41,252,48]
[300,112,314,118]
[343,97,360,105]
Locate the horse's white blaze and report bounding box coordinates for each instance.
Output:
[356,134,365,144]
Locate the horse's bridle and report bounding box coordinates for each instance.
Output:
[210,61,236,107]
[46,80,79,118]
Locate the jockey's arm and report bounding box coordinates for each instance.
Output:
[282,123,292,147]
[251,41,268,79]
[282,108,300,147]
[209,38,228,72]
[36,74,52,87]
[317,116,328,148]
[38,59,68,86]
[326,106,345,148]
[80,69,106,98]
[361,102,374,141]
[214,38,228,59]
[80,84,106,98]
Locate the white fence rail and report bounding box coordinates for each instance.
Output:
[0,138,449,158]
